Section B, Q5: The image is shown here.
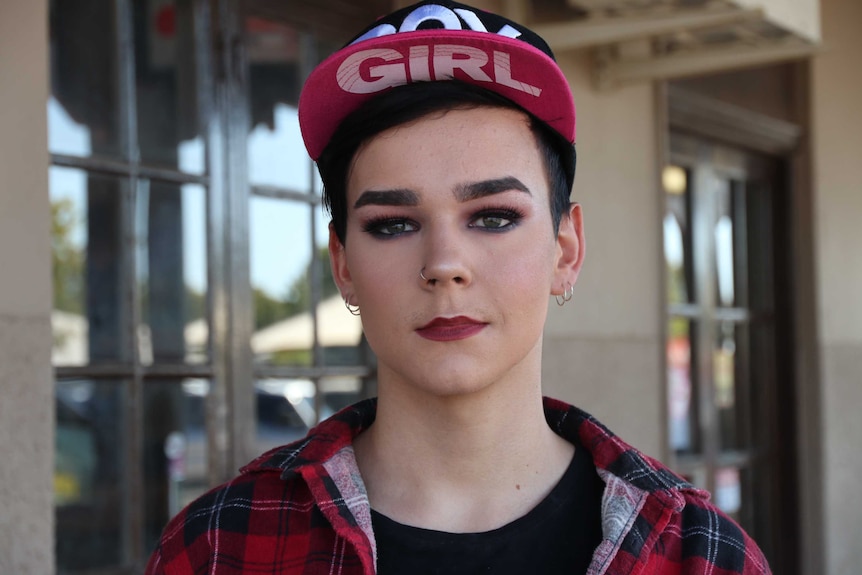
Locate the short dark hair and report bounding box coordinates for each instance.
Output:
[316,81,576,244]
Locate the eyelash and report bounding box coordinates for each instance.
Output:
[361,207,525,238]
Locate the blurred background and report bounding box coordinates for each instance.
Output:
[1,0,860,573]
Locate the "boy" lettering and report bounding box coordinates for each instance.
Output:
[349,4,522,45]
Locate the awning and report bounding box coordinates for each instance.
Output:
[513,0,820,88]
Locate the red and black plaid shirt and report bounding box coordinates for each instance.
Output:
[146,398,771,574]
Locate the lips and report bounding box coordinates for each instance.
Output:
[416,316,487,342]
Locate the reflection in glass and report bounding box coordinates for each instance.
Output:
[713,178,734,308]
[246,18,311,190]
[667,317,697,454]
[319,376,363,421]
[250,197,314,366]
[135,0,205,174]
[715,215,735,306]
[138,183,209,365]
[714,180,748,308]
[714,322,736,411]
[717,321,749,451]
[50,167,129,365]
[248,104,311,190]
[715,467,742,517]
[143,379,209,552]
[49,0,121,159]
[254,377,363,455]
[55,379,126,570]
[256,379,315,453]
[663,166,692,304]
[48,96,92,157]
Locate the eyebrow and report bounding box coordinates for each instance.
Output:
[354,177,531,209]
[454,177,532,202]
[353,189,419,209]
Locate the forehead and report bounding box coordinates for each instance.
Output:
[348,106,544,195]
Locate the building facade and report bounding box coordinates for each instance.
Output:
[0,0,859,573]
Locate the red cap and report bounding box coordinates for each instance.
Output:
[298,1,576,160]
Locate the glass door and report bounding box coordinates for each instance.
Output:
[663,133,798,572]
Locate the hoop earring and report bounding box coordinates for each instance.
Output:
[344,296,360,316]
[555,283,574,306]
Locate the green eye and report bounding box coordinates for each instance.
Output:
[379,221,415,235]
[471,209,522,231]
[364,218,418,237]
[476,215,509,228]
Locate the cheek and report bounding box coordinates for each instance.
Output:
[346,247,408,304]
[497,237,557,286]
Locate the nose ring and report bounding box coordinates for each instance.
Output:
[419,267,429,281]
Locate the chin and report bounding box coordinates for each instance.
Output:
[381,362,509,402]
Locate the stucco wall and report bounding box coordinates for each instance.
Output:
[0,0,54,573]
[542,52,664,460]
[812,0,862,573]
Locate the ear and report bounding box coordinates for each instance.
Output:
[551,203,585,295]
[329,223,356,303]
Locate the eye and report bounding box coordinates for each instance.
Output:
[470,209,523,231]
[363,217,419,237]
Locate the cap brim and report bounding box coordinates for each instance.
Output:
[299,29,575,160]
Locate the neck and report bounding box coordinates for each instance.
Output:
[353,359,574,532]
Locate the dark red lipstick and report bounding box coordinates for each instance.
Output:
[416,316,487,342]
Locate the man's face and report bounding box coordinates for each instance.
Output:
[330,106,583,399]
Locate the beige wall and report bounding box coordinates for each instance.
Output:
[543,52,664,460]
[812,0,862,573]
[0,0,54,573]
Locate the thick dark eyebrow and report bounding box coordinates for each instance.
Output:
[353,189,419,209]
[455,177,532,202]
[352,177,530,208]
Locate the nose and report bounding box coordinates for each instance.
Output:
[419,223,472,287]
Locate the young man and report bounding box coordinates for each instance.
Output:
[146,2,772,574]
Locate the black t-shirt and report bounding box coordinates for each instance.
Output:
[371,444,604,575]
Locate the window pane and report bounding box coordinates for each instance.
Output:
[319,376,364,421]
[51,167,130,365]
[715,465,759,533]
[715,466,743,518]
[716,321,751,452]
[138,182,209,365]
[251,197,314,366]
[135,0,206,174]
[254,377,363,455]
[49,0,122,159]
[255,379,315,453]
[143,378,210,553]
[667,317,698,454]
[55,379,127,570]
[663,165,693,304]
[714,179,749,308]
[246,18,311,190]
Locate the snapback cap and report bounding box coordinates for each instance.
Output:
[298,0,576,160]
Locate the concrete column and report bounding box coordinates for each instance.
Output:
[542,51,664,460]
[812,0,862,573]
[0,0,54,573]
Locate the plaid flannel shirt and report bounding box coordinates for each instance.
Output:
[146,398,771,575]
